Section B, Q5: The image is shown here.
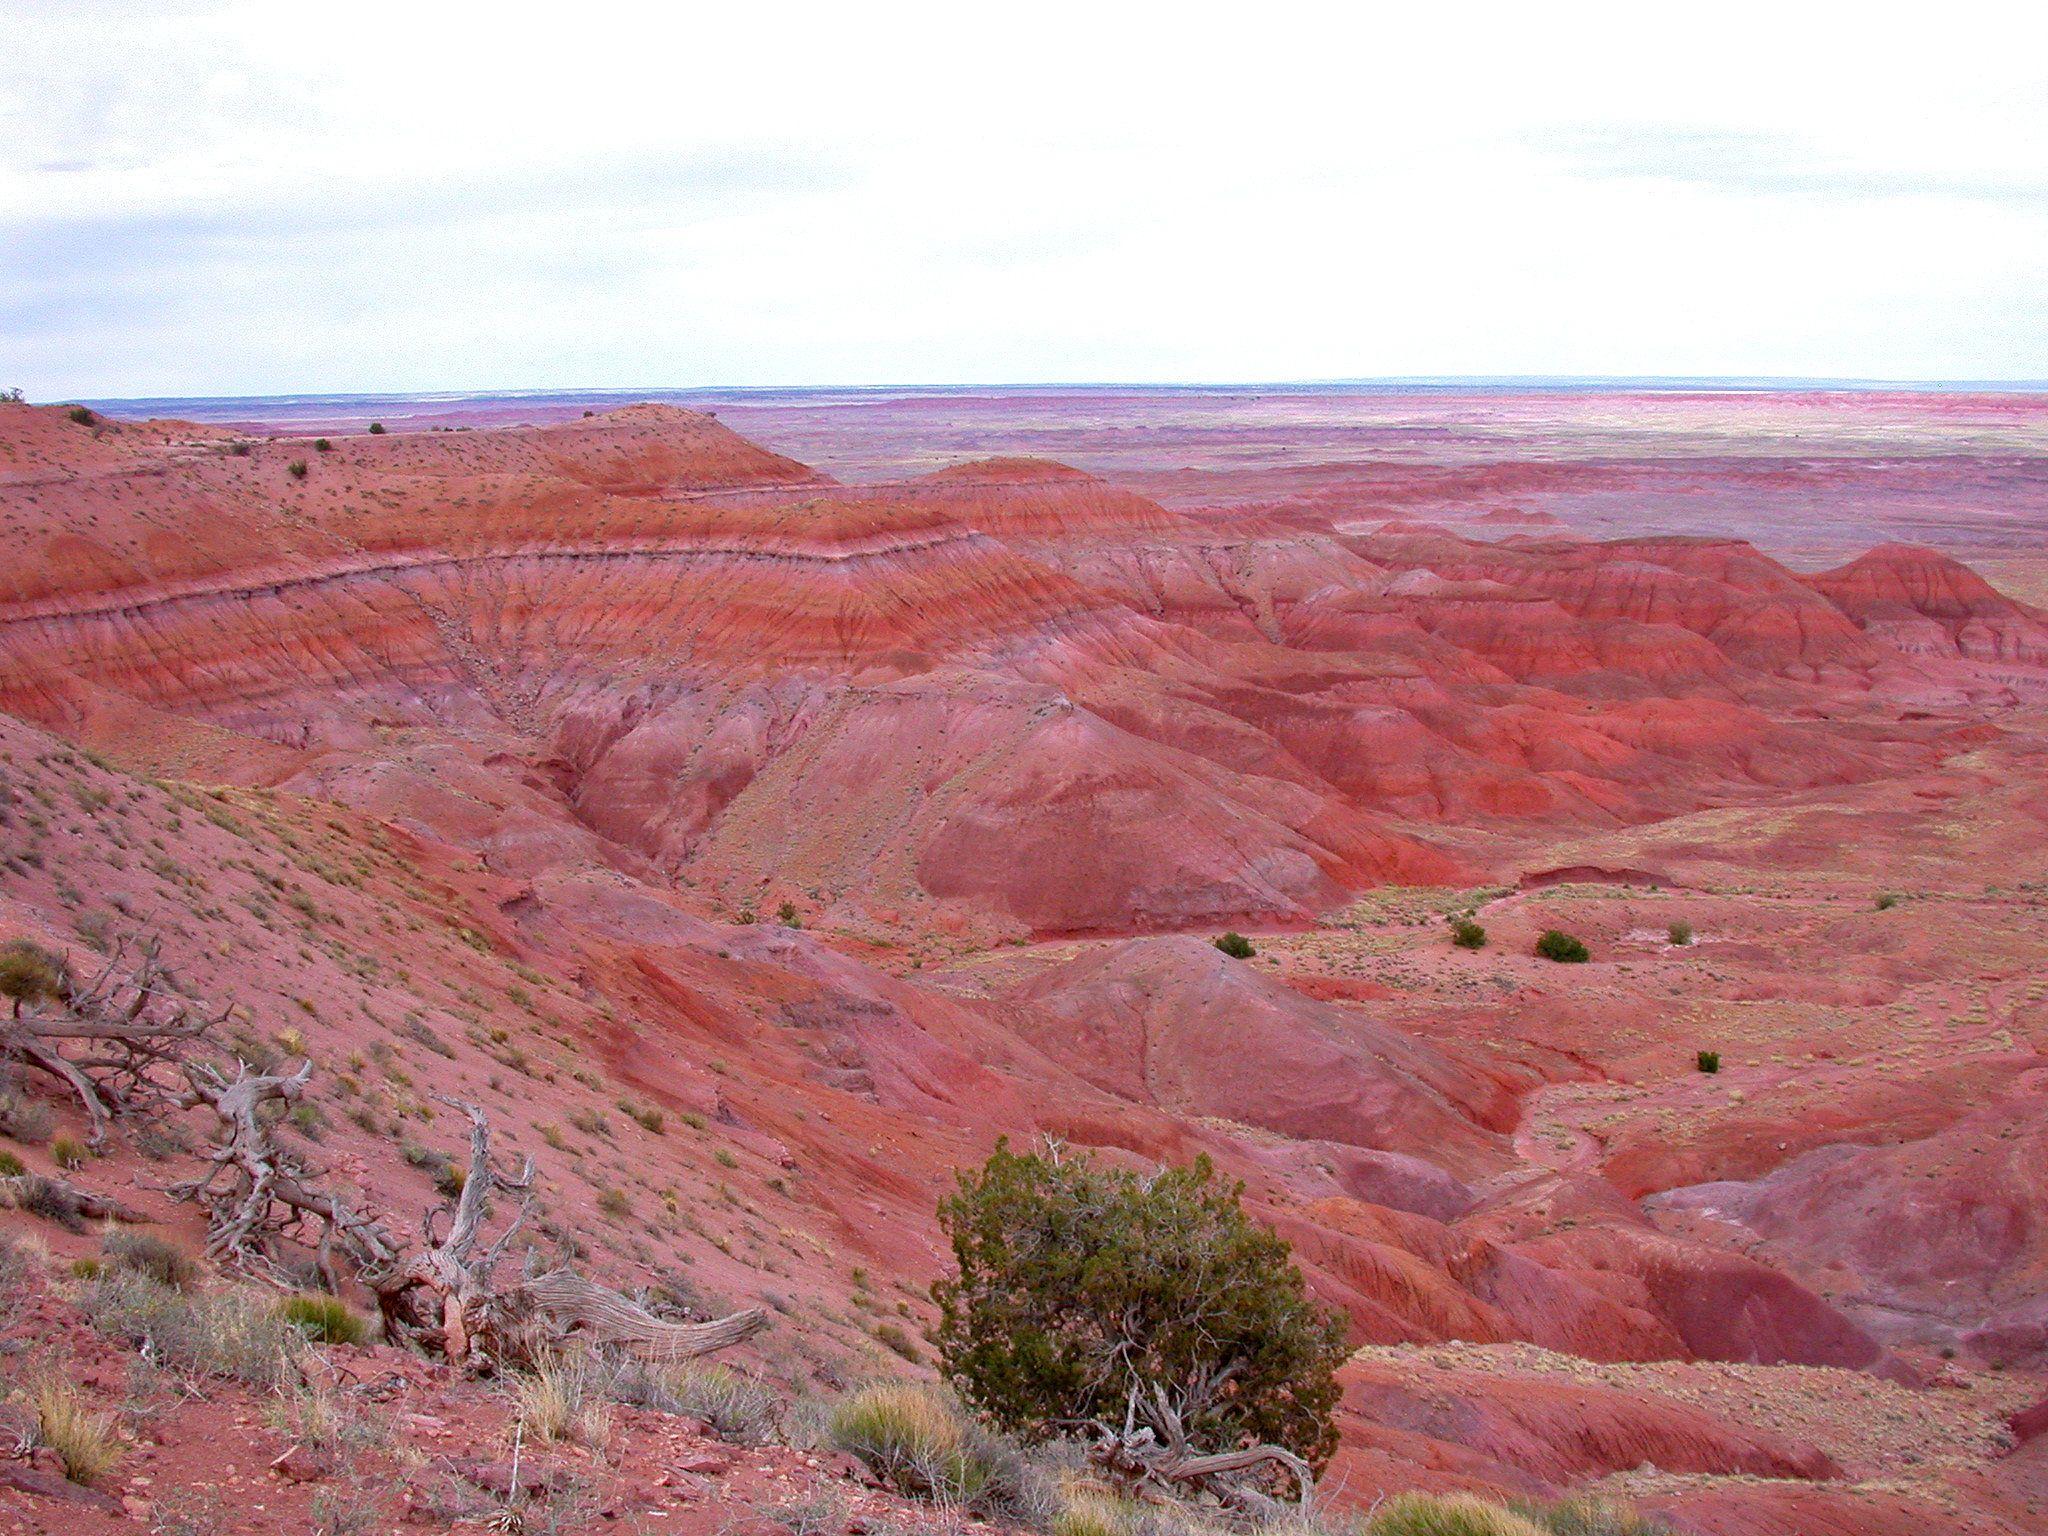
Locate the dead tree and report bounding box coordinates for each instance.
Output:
[1087,1384,1313,1518]
[171,1074,768,1372]
[169,1058,410,1293]
[0,937,224,1146]
[358,1093,538,1365]
[358,1095,769,1370]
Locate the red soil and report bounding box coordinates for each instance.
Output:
[2,394,2045,1534]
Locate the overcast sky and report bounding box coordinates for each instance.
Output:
[5,1,2046,398]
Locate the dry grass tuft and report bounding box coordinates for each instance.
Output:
[510,1352,613,1448]
[26,1371,125,1485]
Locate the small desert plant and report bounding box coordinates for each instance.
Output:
[103,1230,199,1289]
[1450,917,1487,949]
[314,437,333,452]
[620,1100,665,1134]
[599,1359,779,1442]
[1666,920,1693,946]
[48,1133,87,1170]
[67,405,97,426]
[26,1372,124,1485]
[1535,930,1589,963]
[511,1352,612,1447]
[287,459,309,479]
[829,1384,1015,1507]
[1054,1489,1147,1536]
[80,1269,307,1386]
[1875,892,1899,911]
[367,421,386,433]
[265,1378,388,1453]
[873,1321,922,1361]
[0,1232,34,1321]
[0,1149,23,1176]
[0,937,63,1016]
[3,1173,86,1228]
[0,1086,55,1142]
[1367,1493,1547,1536]
[310,1475,386,1536]
[1696,1049,1721,1074]
[277,1291,371,1344]
[778,900,801,928]
[1213,930,1255,959]
[1511,1496,1673,1536]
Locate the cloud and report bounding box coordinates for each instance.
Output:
[3,1,2045,394]
[1534,124,2048,209]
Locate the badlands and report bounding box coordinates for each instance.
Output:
[0,385,2044,1534]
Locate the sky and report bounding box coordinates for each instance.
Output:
[4,1,2046,399]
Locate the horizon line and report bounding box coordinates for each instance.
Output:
[67,374,2048,409]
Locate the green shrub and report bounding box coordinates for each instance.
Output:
[1213,931,1255,959]
[67,406,96,427]
[1695,1049,1721,1074]
[1450,918,1487,949]
[1875,892,1899,911]
[49,1134,87,1170]
[0,1150,23,1176]
[1667,920,1693,946]
[287,459,309,479]
[277,1292,370,1344]
[0,938,63,1016]
[778,900,801,928]
[1511,1495,1673,1535]
[1535,930,1589,963]
[314,438,333,452]
[934,1142,1347,1481]
[1367,1493,1546,1536]
[828,1385,1018,1508]
[367,421,386,434]
[103,1231,199,1290]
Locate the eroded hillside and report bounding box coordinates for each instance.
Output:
[1,398,2045,1535]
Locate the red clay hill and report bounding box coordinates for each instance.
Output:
[2,397,2046,1535]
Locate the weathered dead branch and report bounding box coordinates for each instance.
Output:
[0,936,223,1146]
[1087,1383,1313,1516]
[169,1058,409,1293]
[0,1171,150,1230]
[170,1075,767,1372]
